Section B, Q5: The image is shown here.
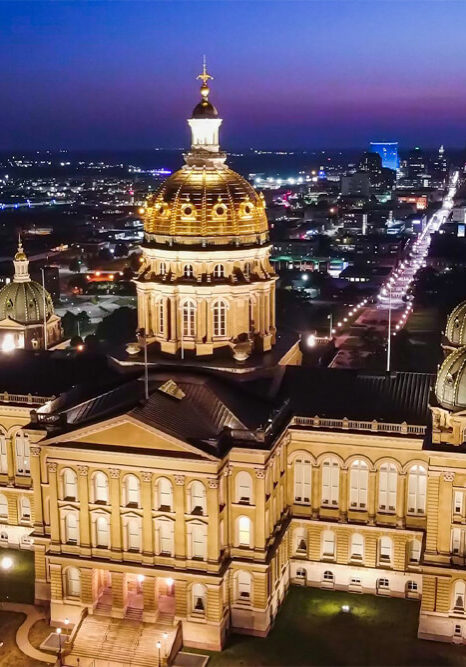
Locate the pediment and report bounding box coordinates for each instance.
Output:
[42,414,218,461]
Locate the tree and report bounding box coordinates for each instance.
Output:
[129,252,142,272]
[114,243,128,257]
[69,257,81,273]
[95,307,137,345]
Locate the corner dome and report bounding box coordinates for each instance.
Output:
[435,346,466,411]
[0,280,54,325]
[445,301,466,347]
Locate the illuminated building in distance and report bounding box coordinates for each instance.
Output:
[370,141,399,171]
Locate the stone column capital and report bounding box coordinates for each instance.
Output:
[77,465,89,477]
[30,446,41,457]
[174,474,185,486]
[109,468,120,479]
[207,478,218,489]
[141,471,152,483]
[47,462,58,473]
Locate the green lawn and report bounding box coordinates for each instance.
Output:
[200,587,465,666]
[0,549,34,604]
[0,611,41,666]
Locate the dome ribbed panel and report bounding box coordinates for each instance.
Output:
[446,301,466,347]
[0,280,53,324]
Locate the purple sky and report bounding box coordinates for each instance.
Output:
[0,1,465,150]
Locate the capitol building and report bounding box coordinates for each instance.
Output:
[0,69,466,664]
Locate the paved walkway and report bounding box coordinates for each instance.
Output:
[1,602,55,664]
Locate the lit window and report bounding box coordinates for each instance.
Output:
[295,527,307,554]
[451,528,463,556]
[189,481,206,515]
[192,583,207,614]
[96,515,110,548]
[158,300,165,335]
[123,474,140,507]
[183,264,194,278]
[377,577,390,590]
[213,300,227,337]
[322,529,335,558]
[350,460,368,509]
[15,431,30,475]
[350,533,364,560]
[156,517,174,556]
[0,436,7,474]
[453,580,466,613]
[235,471,253,504]
[93,472,109,503]
[321,457,339,506]
[236,570,252,600]
[189,521,207,560]
[126,517,141,551]
[64,511,78,544]
[378,462,397,512]
[294,456,311,504]
[0,494,7,518]
[156,477,173,511]
[407,465,426,514]
[379,536,392,564]
[213,264,224,278]
[323,570,334,582]
[238,516,252,547]
[65,567,81,598]
[407,580,418,592]
[409,538,422,563]
[63,468,78,501]
[454,491,464,515]
[182,300,196,337]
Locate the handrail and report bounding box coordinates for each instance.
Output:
[0,392,54,406]
[291,415,426,436]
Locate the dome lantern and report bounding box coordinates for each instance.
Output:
[13,236,30,283]
[187,59,223,161]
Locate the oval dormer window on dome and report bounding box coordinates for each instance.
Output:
[184,264,194,278]
[181,203,196,218]
[213,203,227,218]
[240,201,254,217]
[213,264,224,279]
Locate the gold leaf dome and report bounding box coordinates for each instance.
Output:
[143,165,269,245]
[435,346,466,411]
[445,300,466,348]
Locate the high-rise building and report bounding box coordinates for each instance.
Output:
[407,146,427,181]
[430,145,449,185]
[369,141,399,171]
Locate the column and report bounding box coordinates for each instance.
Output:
[264,290,270,334]
[111,571,127,618]
[108,468,122,559]
[438,472,455,554]
[170,296,177,342]
[425,472,440,557]
[49,563,63,602]
[174,579,187,618]
[141,471,153,561]
[47,462,60,549]
[77,465,91,554]
[396,473,406,527]
[368,470,376,525]
[254,469,266,554]
[30,446,43,534]
[174,475,186,561]
[6,436,14,486]
[142,575,157,623]
[339,467,348,522]
[206,298,213,343]
[80,567,95,610]
[207,477,220,562]
[311,465,320,519]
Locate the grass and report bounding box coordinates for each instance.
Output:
[197,587,466,666]
[28,619,54,653]
[0,549,34,604]
[0,611,41,666]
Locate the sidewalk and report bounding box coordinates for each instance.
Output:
[1,602,55,664]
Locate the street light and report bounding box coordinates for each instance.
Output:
[1,556,13,571]
[56,627,62,666]
[156,640,162,667]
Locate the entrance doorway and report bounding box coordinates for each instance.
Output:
[126,574,144,620]
[157,577,175,620]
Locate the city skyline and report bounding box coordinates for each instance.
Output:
[0,1,465,150]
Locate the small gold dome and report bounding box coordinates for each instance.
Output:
[143,165,269,244]
[14,251,27,261]
[445,300,466,348]
[435,346,466,411]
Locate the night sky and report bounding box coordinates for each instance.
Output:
[0,1,465,150]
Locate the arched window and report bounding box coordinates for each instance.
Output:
[188,481,206,515]
[158,300,165,335]
[65,511,78,544]
[156,517,174,556]
[182,300,196,337]
[409,538,422,563]
[183,264,194,278]
[15,431,30,475]
[321,457,339,506]
[123,474,140,507]
[63,468,78,501]
[322,529,336,558]
[244,262,251,279]
[0,494,7,519]
[350,533,364,560]
[213,264,224,279]
[213,300,227,337]
[407,465,426,514]
[452,580,466,613]
[451,528,463,556]
[160,262,167,276]
[188,521,207,560]
[126,517,141,551]
[0,435,7,474]
[93,472,109,504]
[192,583,207,614]
[379,536,393,564]
[378,462,397,512]
[295,527,307,554]
[65,567,81,598]
[156,477,173,511]
[237,516,252,547]
[20,497,30,521]
[235,471,253,504]
[236,570,252,600]
[350,460,368,509]
[96,515,110,548]
[294,456,311,504]
[323,570,334,582]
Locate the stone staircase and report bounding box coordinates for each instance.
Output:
[68,614,177,667]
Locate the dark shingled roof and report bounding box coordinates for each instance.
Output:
[279,367,434,425]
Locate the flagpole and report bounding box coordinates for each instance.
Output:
[386,285,392,372]
[41,268,48,349]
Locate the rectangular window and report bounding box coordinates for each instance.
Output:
[294,460,311,504]
[192,524,206,560]
[322,461,339,506]
[15,435,30,475]
[452,528,463,555]
[454,491,464,516]
[0,438,7,474]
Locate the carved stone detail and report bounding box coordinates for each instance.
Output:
[255,468,265,479]
[47,462,58,473]
[223,465,232,477]
[30,446,41,457]
[174,475,185,486]
[141,471,152,483]
[207,478,218,489]
[444,471,455,482]
[109,468,120,479]
[77,465,89,477]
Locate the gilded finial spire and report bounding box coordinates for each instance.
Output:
[14,234,27,262]
[197,56,213,99]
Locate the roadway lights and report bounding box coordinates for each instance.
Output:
[341,605,350,613]
[307,334,317,348]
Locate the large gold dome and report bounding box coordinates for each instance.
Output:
[143,164,269,244]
